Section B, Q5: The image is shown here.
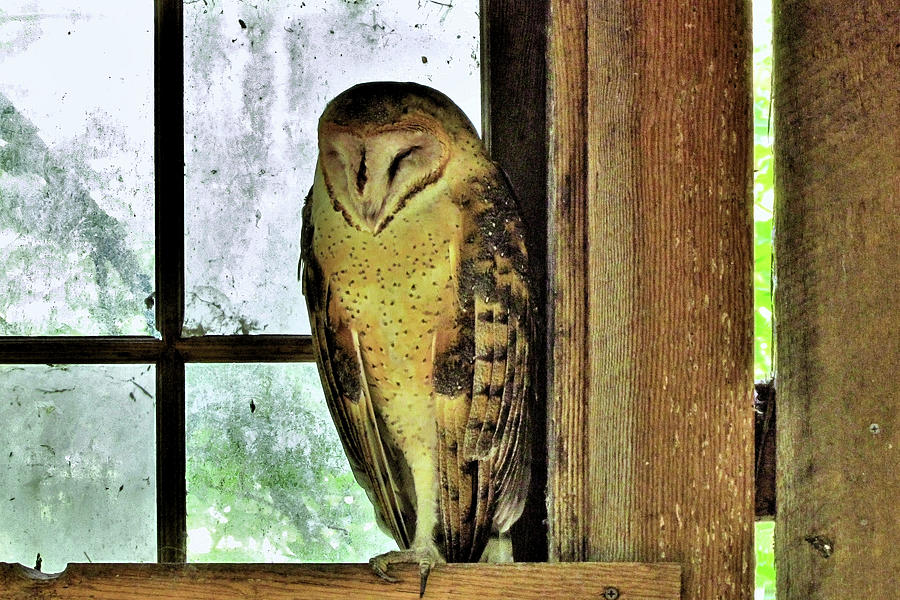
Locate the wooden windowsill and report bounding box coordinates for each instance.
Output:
[0,561,681,599]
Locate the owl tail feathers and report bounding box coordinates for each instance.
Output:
[480,531,514,563]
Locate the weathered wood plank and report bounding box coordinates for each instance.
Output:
[0,562,681,600]
[773,1,900,597]
[546,2,755,599]
[546,0,590,565]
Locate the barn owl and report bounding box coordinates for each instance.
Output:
[300,82,533,595]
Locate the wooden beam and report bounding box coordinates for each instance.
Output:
[0,337,163,363]
[481,0,549,562]
[0,562,681,600]
[546,2,755,599]
[773,1,900,597]
[546,0,590,564]
[176,335,314,362]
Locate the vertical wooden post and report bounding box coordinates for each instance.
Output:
[774,1,900,597]
[546,2,755,599]
[546,0,590,564]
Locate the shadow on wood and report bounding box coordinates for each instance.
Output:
[0,562,680,600]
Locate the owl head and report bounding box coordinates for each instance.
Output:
[317,82,482,235]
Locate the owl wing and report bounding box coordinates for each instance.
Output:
[300,188,414,549]
[434,173,533,562]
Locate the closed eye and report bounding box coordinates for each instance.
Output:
[356,147,367,193]
[387,146,420,184]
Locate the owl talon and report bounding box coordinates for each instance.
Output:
[368,549,441,596]
[369,554,400,583]
[419,559,432,598]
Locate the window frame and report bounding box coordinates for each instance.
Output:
[0,0,549,564]
[0,0,771,596]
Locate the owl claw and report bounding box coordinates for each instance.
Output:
[418,559,432,598]
[369,553,400,583]
[368,549,442,597]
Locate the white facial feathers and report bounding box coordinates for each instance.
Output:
[319,123,448,234]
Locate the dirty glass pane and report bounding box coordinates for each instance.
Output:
[0,364,156,573]
[184,0,480,335]
[186,363,394,561]
[0,3,155,336]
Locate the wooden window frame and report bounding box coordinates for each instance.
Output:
[2,0,785,597]
[7,0,893,596]
[0,0,551,567]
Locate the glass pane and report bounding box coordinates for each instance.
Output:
[186,363,394,562]
[184,0,480,335]
[0,364,156,573]
[0,3,155,336]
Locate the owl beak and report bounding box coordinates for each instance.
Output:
[354,155,391,234]
[320,131,392,235]
[358,193,391,235]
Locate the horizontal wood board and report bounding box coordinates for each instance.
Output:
[0,562,681,600]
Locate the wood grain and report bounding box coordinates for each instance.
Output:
[0,562,681,600]
[546,2,755,599]
[546,0,590,565]
[773,1,900,597]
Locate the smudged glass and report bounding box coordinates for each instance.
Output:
[0,3,155,335]
[185,363,395,561]
[183,0,480,335]
[0,364,156,573]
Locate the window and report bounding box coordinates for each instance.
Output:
[3,3,775,598]
[1,0,480,571]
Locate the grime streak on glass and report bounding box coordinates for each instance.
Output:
[183,0,480,336]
